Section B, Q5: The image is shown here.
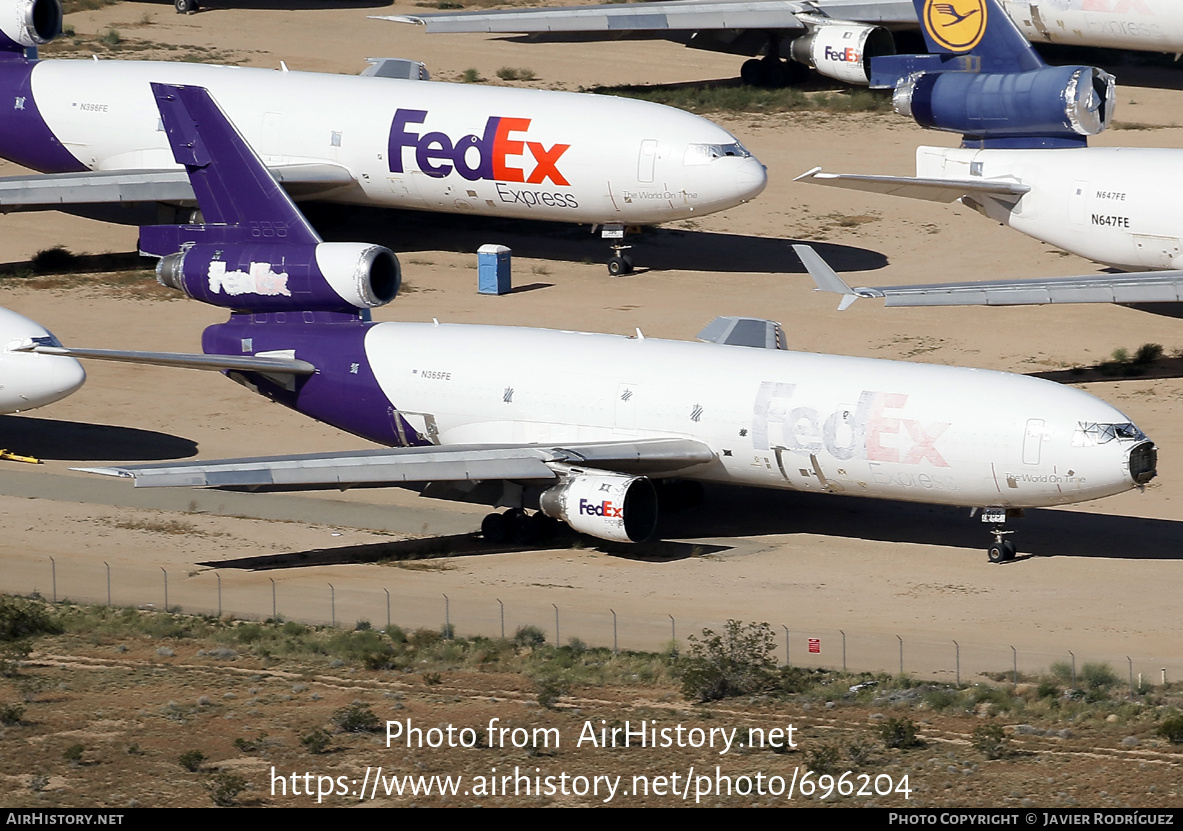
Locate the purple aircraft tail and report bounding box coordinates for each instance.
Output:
[141,83,399,315]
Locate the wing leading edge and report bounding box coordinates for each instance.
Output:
[75,438,719,489]
[795,167,1031,204]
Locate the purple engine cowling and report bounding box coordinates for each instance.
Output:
[156,242,400,312]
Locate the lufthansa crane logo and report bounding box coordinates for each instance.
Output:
[923,0,987,52]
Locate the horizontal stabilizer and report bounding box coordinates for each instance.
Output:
[795,167,1030,204]
[19,345,316,375]
[75,437,717,489]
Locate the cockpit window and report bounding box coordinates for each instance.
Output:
[684,142,751,166]
[1072,422,1146,446]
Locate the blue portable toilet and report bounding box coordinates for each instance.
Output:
[477,244,512,295]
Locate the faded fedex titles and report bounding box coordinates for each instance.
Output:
[388,109,571,185]
[753,383,951,467]
[579,499,623,518]
[208,261,291,297]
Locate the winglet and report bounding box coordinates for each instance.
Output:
[792,244,871,311]
[793,166,823,183]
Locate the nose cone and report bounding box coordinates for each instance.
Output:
[737,155,768,202]
[0,307,85,413]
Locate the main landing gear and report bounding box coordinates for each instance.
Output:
[175,0,199,13]
[481,508,562,546]
[740,57,807,88]
[981,507,1021,563]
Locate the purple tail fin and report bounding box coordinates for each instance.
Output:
[141,83,320,253]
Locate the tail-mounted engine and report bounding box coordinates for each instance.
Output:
[0,0,60,52]
[892,65,1115,141]
[539,470,659,543]
[156,242,401,312]
[790,24,895,86]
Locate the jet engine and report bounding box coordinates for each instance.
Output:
[893,65,1115,140]
[790,24,895,86]
[539,470,659,543]
[156,242,401,312]
[0,0,60,51]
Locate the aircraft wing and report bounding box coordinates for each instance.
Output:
[18,344,317,375]
[793,244,1183,309]
[74,438,718,488]
[380,0,917,35]
[795,167,1031,204]
[0,163,356,210]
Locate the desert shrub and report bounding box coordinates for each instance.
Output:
[205,771,247,806]
[1082,662,1119,689]
[62,743,84,765]
[0,597,62,641]
[535,675,569,709]
[879,717,923,749]
[1157,715,1183,744]
[806,742,841,775]
[513,625,546,647]
[301,729,331,755]
[332,703,380,733]
[461,68,484,83]
[0,702,24,725]
[971,724,1008,759]
[354,619,372,631]
[178,749,206,772]
[922,688,961,711]
[679,620,777,703]
[30,246,79,273]
[1135,343,1164,364]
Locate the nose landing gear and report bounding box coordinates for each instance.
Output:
[981,507,1021,563]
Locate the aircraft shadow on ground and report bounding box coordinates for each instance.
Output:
[203,534,729,570]
[662,485,1183,562]
[309,204,887,275]
[0,415,197,461]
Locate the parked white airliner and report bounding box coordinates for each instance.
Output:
[800,145,1183,273]
[0,0,765,273]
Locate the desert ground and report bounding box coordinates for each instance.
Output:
[0,0,1182,699]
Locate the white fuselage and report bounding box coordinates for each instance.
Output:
[917,145,1183,270]
[362,322,1148,510]
[1003,0,1183,52]
[28,61,766,226]
[0,307,84,413]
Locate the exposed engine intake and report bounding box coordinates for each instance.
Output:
[790,24,895,86]
[893,65,1115,139]
[156,242,400,312]
[539,471,659,543]
[0,0,60,51]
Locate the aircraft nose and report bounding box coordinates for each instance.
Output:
[736,156,768,202]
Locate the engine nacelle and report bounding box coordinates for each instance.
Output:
[156,242,400,312]
[790,24,895,86]
[539,471,659,543]
[0,0,60,51]
[893,65,1115,139]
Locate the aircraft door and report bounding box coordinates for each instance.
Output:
[1023,418,1044,465]
[638,140,657,184]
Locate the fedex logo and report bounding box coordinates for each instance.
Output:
[388,109,571,185]
[824,45,862,63]
[579,499,623,518]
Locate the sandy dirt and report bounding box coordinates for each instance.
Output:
[0,1,1181,692]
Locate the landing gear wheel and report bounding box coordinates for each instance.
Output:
[481,512,507,544]
[509,512,538,545]
[607,254,633,276]
[987,539,1017,563]
[175,0,198,13]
